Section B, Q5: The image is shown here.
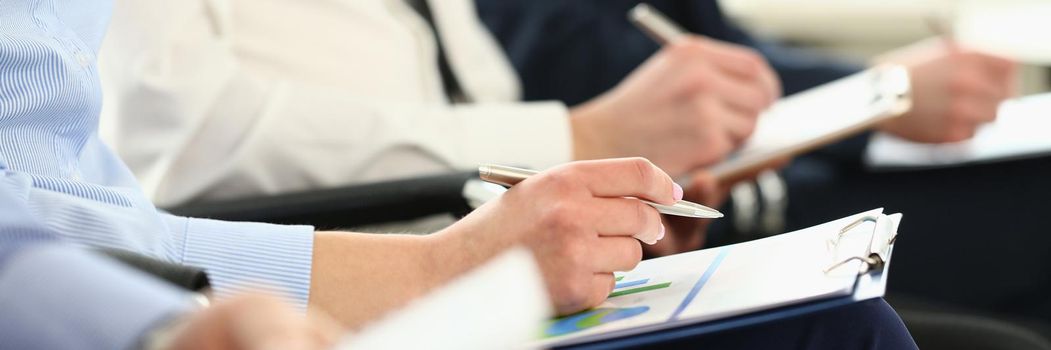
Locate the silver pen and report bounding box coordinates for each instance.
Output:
[479,164,723,219]
[628,3,688,45]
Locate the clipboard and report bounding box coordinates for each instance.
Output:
[709,65,913,181]
[534,209,902,349]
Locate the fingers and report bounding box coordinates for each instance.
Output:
[592,197,664,244]
[714,99,760,146]
[589,273,618,307]
[588,236,644,272]
[698,39,781,104]
[700,69,771,115]
[953,51,1015,100]
[721,41,782,103]
[562,158,679,205]
[972,51,1016,83]
[672,36,781,104]
[953,94,1000,124]
[950,69,1004,101]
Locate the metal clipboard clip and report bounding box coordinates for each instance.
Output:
[824,215,898,275]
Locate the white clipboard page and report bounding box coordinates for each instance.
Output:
[534,209,901,349]
[708,66,912,181]
[865,93,1051,170]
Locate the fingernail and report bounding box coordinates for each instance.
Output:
[657,224,666,241]
[672,183,684,201]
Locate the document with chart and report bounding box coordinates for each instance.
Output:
[536,209,902,348]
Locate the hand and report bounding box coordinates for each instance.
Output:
[645,172,723,257]
[569,35,781,178]
[439,158,681,315]
[169,295,343,350]
[876,38,1017,143]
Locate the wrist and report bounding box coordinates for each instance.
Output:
[428,212,513,284]
[568,102,607,161]
[427,224,484,280]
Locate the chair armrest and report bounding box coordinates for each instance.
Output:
[164,171,478,229]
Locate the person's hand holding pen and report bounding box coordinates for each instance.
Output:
[875,19,1017,143]
[567,5,780,178]
[453,158,683,314]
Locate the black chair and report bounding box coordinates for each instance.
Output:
[889,294,1051,350]
[165,171,480,230]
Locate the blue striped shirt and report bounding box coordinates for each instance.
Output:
[0,183,195,350]
[0,0,315,309]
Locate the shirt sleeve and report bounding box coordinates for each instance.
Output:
[101,1,573,207]
[4,167,317,310]
[160,213,316,310]
[0,243,194,350]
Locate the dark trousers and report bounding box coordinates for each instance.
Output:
[579,298,916,349]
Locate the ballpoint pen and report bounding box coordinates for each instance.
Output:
[478,164,723,219]
[628,3,687,45]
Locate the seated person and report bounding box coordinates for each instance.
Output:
[98,0,775,211]
[0,0,918,348]
[476,0,1051,322]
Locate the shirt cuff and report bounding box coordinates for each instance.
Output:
[164,215,315,310]
[449,102,573,170]
[0,244,194,350]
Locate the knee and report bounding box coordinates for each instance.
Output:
[824,298,917,350]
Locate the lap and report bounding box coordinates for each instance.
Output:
[649,298,916,350]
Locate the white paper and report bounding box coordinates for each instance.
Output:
[709,67,910,180]
[338,248,550,350]
[956,1,1051,65]
[865,93,1051,169]
[536,209,900,348]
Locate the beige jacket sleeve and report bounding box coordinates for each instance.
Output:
[99,0,573,207]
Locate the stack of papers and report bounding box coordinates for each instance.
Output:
[866,93,1051,169]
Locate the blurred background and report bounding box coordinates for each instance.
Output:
[722,0,1051,93]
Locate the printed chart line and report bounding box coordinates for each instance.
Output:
[669,248,731,321]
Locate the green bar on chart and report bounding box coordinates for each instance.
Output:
[608,282,671,298]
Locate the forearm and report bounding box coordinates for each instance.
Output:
[308,215,514,329]
[309,232,440,328]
